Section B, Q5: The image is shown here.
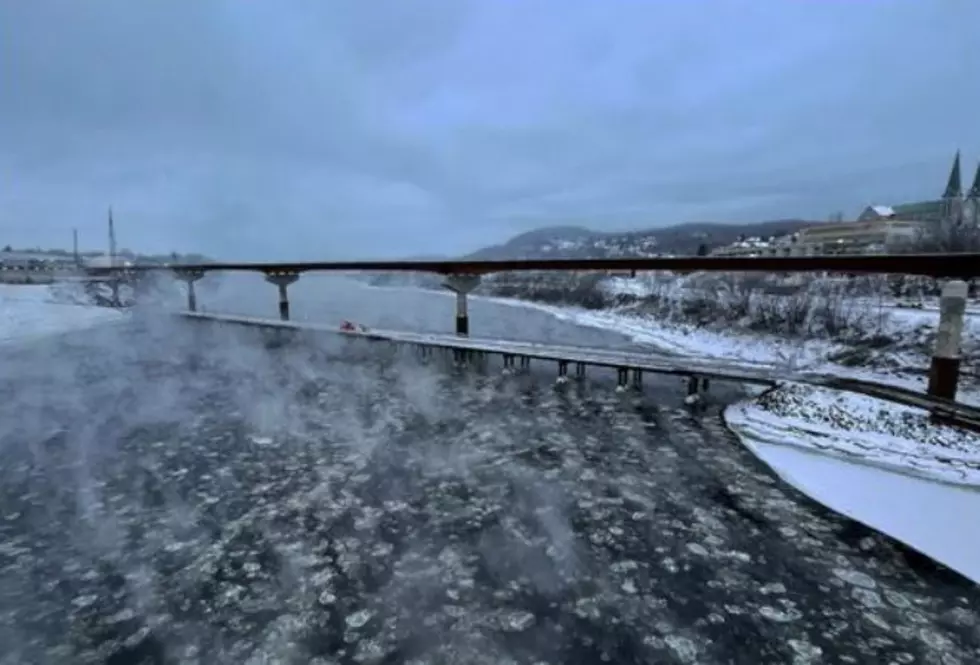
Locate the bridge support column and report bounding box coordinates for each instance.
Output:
[632,370,643,390]
[108,278,122,308]
[442,275,482,336]
[173,269,205,312]
[685,376,710,395]
[264,271,300,321]
[574,362,587,380]
[928,279,968,402]
[519,356,530,371]
[557,360,569,384]
[616,367,629,392]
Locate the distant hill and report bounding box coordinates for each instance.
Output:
[363,219,825,288]
[463,219,822,261]
[465,226,597,260]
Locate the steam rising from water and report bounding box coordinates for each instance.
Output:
[0,292,611,663]
[2,277,979,664]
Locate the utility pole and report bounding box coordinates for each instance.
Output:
[72,228,79,266]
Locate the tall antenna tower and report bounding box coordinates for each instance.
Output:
[108,207,117,268]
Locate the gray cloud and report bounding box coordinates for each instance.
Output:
[1,0,978,259]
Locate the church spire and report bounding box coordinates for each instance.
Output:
[942,150,962,199]
[968,161,980,201]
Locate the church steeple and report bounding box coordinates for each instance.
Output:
[942,150,962,200]
[968,161,980,201]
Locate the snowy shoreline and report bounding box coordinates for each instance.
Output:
[0,284,128,346]
[725,385,980,488]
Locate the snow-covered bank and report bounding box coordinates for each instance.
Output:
[482,294,980,404]
[727,384,980,488]
[729,424,980,585]
[0,284,126,345]
[520,301,839,367]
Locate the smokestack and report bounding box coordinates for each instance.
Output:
[108,207,117,268]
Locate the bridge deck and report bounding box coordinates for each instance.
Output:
[180,311,980,429]
[181,312,781,384]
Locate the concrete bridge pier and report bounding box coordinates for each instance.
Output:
[632,369,644,391]
[686,376,710,398]
[574,362,587,380]
[173,269,205,312]
[502,354,516,375]
[264,271,300,321]
[615,367,629,392]
[108,278,122,307]
[557,360,570,384]
[929,279,968,403]
[450,348,482,370]
[442,274,482,336]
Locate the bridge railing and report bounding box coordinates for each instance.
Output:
[89,253,978,402]
[86,252,979,279]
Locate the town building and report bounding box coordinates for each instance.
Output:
[711,151,980,257]
[85,253,133,268]
[709,236,778,257]
[858,151,980,228]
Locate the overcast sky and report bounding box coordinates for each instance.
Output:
[1,0,978,260]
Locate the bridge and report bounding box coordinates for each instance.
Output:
[87,252,980,429]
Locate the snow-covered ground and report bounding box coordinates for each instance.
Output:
[727,384,980,487]
[496,294,974,371]
[489,291,980,402]
[525,302,842,366]
[0,284,127,345]
[722,379,980,584]
[739,436,980,585]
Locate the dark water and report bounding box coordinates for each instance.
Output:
[199,273,638,348]
[0,287,978,664]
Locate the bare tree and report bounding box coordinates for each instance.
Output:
[898,212,980,298]
[908,216,980,253]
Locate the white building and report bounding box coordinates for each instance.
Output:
[86,254,132,268]
[711,236,779,257]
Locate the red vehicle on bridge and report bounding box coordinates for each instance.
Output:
[339,320,369,333]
